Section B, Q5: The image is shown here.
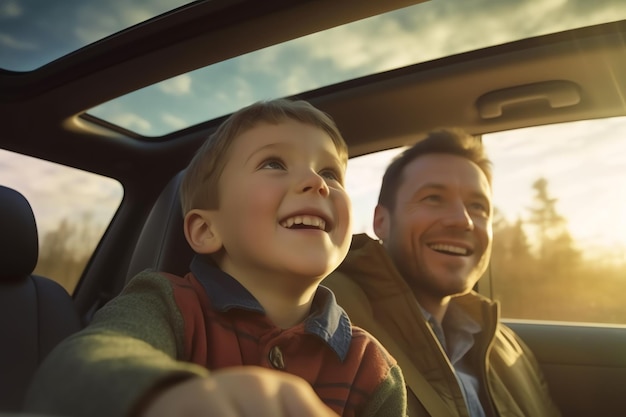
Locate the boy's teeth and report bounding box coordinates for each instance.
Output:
[281,215,326,231]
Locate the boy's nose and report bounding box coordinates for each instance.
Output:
[300,171,330,197]
[441,202,474,231]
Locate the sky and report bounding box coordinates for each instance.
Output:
[1,0,626,264]
[0,150,123,238]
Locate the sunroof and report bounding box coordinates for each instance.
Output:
[87,0,626,137]
[0,0,194,72]
[16,0,626,137]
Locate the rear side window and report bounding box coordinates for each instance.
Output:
[0,150,123,294]
[346,116,626,326]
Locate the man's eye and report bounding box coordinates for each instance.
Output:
[422,194,442,203]
[260,159,285,170]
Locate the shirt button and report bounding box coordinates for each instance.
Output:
[268,345,285,370]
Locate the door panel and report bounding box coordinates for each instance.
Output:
[506,321,626,417]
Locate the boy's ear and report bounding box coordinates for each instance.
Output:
[373,204,390,243]
[183,209,222,254]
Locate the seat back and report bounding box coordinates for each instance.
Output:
[126,171,194,280]
[0,185,82,412]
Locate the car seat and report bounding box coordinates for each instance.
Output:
[0,185,82,412]
[126,171,193,280]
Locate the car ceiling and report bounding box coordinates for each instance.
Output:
[1,0,625,188]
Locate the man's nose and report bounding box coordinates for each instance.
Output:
[441,201,474,230]
[299,170,330,197]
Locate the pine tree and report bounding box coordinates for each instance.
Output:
[526,177,580,272]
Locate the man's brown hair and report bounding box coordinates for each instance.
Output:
[378,128,492,211]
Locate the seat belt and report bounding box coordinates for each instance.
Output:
[350,309,456,416]
[377,330,456,416]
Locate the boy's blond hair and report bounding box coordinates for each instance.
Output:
[180,98,349,214]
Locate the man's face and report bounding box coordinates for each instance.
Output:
[374,153,492,303]
[210,120,352,288]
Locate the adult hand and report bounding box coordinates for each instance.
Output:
[141,366,339,417]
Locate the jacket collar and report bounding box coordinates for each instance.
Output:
[190,255,352,361]
[337,234,500,352]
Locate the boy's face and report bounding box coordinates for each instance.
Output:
[209,120,351,286]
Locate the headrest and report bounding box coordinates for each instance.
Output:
[126,171,195,281]
[0,185,39,280]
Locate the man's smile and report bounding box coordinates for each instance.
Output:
[427,243,474,256]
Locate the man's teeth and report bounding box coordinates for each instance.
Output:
[281,215,326,231]
[428,244,468,255]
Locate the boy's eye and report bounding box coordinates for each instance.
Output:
[469,202,489,215]
[260,159,286,170]
[320,168,342,182]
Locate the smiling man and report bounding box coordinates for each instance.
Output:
[325,129,561,417]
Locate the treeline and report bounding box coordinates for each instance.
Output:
[490,178,626,324]
[34,213,103,293]
[35,177,625,324]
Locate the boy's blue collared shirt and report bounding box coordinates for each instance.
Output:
[189,255,352,362]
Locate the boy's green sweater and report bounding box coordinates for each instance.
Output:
[24,269,406,417]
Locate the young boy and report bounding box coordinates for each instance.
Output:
[25,99,406,417]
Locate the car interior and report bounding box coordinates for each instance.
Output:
[1,0,625,415]
[0,185,82,411]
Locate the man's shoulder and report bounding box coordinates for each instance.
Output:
[493,321,528,350]
[321,273,375,330]
[324,269,366,295]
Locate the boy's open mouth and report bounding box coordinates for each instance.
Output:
[280,215,328,232]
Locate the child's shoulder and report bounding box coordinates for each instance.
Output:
[348,325,397,367]
[124,269,204,303]
[336,324,402,404]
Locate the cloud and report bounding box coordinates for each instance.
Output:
[109,113,151,132]
[0,149,123,235]
[302,17,426,74]
[158,74,192,96]
[0,33,36,50]
[73,1,175,44]
[241,0,626,91]
[161,112,187,130]
[0,0,21,18]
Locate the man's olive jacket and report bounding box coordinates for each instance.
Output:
[324,234,561,417]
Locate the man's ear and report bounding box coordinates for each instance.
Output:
[373,204,390,243]
[183,209,222,254]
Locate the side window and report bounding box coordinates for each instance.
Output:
[345,116,626,326]
[0,150,123,294]
[482,117,626,325]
